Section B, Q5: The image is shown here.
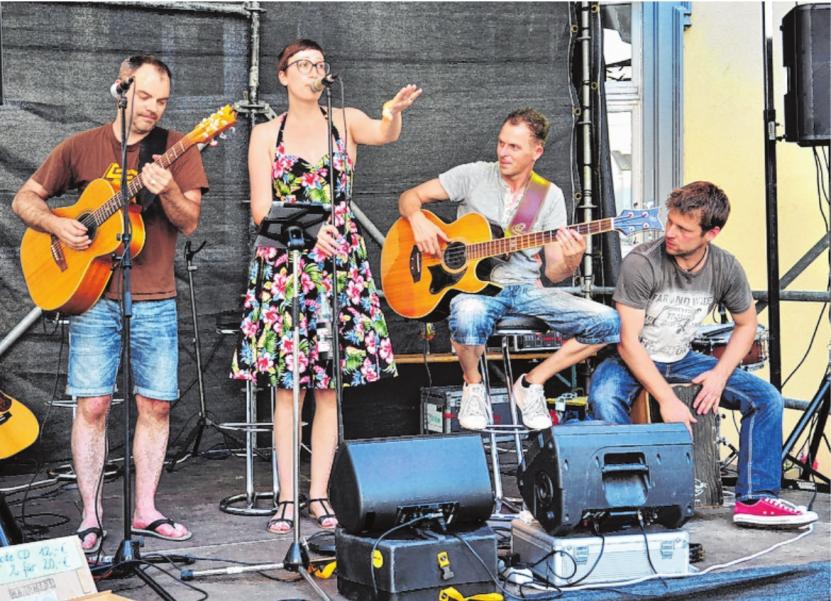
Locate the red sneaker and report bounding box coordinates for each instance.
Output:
[733,497,818,528]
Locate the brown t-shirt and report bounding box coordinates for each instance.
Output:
[31,123,209,301]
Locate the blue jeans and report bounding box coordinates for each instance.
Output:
[448,285,619,346]
[67,298,180,401]
[588,352,783,501]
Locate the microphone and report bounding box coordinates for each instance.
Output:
[310,73,339,93]
[110,76,134,99]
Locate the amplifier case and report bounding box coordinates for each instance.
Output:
[517,423,695,535]
[420,386,512,435]
[336,525,498,601]
[511,519,689,586]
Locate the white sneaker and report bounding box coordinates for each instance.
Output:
[512,374,553,431]
[458,382,489,431]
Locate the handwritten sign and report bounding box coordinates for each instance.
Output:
[0,536,95,601]
[0,537,85,586]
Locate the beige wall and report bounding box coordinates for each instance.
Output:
[683,2,829,474]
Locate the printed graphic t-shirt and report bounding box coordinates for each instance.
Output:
[32,124,209,301]
[613,238,753,363]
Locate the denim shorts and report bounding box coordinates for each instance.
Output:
[448,285,620,346]
[67,298,179,401]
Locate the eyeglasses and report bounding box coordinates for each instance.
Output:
[285,59,330,75]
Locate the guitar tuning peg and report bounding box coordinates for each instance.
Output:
[219,133,227,139]
[209,139,219,147]
[230,126,236,134]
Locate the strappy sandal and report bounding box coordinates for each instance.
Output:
[266,501,294,535]
[307,498,338,530]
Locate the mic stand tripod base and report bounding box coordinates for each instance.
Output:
[180,541,331,601]
[87,539,176,601]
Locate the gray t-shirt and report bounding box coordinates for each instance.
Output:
[438,161,567,285]
[614,238,753,363]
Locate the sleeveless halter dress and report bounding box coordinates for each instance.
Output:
[230,112,397,389]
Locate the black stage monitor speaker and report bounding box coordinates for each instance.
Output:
[782,3,830,146]
[329,434,494,535]
[517,423,695,535]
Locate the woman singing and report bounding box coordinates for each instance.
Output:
[231,39,421,534]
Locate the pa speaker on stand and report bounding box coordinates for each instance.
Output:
[781,3,830,146]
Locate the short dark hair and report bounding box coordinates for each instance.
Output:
[503,107,550,146]
[277,38,324,73]
[666,181,730,231]
[119,55,172,82]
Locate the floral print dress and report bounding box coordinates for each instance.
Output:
[230,112,396,389]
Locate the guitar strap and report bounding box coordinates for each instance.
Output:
[507,171,550,236]
[136,126,169,211]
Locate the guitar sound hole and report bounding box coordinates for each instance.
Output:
[78,212,98,241]
[443,242,466,270]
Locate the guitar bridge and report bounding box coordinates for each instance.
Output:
[409,245,422,283]
[50,236,68,272]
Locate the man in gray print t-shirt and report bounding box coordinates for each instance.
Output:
[397,107,619,434]
[589,181,816,529]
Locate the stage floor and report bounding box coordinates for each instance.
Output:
[4,449,829,600]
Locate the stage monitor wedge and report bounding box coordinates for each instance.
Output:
[329,434,494,535]
[518,423,695,535]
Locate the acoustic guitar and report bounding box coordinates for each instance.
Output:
[381,208,663,321]
[19,105,237,315]
[0,389,39,460]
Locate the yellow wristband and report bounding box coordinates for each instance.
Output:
[382,100,395,120]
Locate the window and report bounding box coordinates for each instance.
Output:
[602,1,691,253]
[603,2,642,253]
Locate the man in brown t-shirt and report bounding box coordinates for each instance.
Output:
[12,55,209,552]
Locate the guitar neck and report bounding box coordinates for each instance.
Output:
[468,218,615,259]
[95,136,196,224]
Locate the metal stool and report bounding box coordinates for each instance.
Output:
[480,315,550,515]
[214,313,280,516]
[46,396,125,482]
[218,381,281,516]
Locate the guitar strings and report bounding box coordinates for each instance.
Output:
[438,218,616,261]
[87,139,189,227]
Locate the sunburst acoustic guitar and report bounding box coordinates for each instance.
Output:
[381,208,663,321]
[19,105,237,315]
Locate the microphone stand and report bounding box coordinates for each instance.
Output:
[90,85,175,601]
[323,82,345,447]
[166,240,226,471]
[180,207,330,600]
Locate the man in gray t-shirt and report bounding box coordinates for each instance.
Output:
[397,108,619,432]
[588,181,816,529]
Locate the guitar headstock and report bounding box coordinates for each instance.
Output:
[187,104,237,145]
[612,207,663,236]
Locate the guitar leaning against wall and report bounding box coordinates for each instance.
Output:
[0,389,39,460]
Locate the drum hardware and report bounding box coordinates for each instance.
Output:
[781,365,830,492]
[690,323,769,371]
